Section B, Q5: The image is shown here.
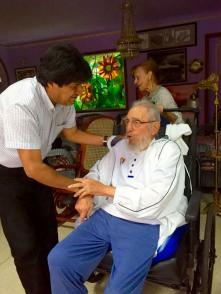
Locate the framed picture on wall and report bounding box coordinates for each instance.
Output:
[148,48,187,84]
[0,59,9,93]
[74,51,127,112]
[138,22,197,51]
[15,66,37,81]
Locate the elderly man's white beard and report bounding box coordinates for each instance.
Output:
[128,135,151,152]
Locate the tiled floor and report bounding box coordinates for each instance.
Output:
[0,200,221,294]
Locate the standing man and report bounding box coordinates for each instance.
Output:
[0,44,110,294]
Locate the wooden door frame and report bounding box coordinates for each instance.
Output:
[205,32,221,123]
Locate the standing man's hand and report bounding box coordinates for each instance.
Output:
[68,178,115,199]
[107,135,123,149]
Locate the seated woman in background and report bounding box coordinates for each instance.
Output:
[132,58,183,125]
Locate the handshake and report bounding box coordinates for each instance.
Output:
[67,178,96,222]
[67,177,114,200]
[67,178,97,199]
[65,178,114,222]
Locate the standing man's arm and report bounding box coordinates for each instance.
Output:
[61,127,106,146]
[18,149,79,191]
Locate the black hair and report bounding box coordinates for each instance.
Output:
[36,44,92,87]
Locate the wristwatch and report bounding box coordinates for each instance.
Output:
[103,135,108,147]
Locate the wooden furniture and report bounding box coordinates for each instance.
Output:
[46,114,115,224]
[77,114,115,175]
[46,148,80,223]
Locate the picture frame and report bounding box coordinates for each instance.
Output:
[0,59,9,93]
[74,51,127,112]
[138,22,197,51]
[15,66,37,81]
[148,48,187,84]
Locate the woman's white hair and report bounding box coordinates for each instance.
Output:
[131,99,161,122]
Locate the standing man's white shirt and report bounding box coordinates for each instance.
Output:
[0,77,76,167]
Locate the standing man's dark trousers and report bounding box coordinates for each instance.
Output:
[0,165,58,294]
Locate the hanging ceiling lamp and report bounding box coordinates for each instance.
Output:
[117,0,141,59]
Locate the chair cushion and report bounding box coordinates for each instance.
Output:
[152,224,188,265]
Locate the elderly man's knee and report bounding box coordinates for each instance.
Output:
[48,245,67,268]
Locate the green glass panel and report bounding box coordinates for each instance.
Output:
[74,51,127,112]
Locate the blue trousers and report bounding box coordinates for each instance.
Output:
[48,209,159,294]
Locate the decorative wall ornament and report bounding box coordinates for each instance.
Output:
[189,58,204,74]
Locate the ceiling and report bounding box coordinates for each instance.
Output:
[0,0,221,46]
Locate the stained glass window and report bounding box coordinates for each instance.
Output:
[74,51,127,112]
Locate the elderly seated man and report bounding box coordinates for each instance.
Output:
[48,100,188,294]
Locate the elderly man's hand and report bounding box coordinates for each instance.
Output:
[75,195,93,222]
[68,178,115,198]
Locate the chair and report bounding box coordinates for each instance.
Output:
[88,110,216,294]
[46,148,80,223]
[46,114,114,223]
[76,114,115,176]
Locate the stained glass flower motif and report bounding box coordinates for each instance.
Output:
[80,82,93,102]
[73,51,126,112]
[98,55,119,80]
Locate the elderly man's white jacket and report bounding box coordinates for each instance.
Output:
[86,138,188,247]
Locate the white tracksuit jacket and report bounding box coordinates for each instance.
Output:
[86,138,188,248]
